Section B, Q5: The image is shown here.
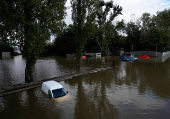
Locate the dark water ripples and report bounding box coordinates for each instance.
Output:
[1,56,170,118]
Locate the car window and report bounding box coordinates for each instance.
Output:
[48,90,52,97]
[52,88,67,98]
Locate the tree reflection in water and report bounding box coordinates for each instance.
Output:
[68,72,119,119]
[112,59,170,99]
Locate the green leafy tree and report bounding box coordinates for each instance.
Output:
[140,12,152,49]
[125,22,141,51]
[71,0,98,67]
[95,0,122,64]
[116,20,126,32]
[110,20,126,51]
[54,25,76,55]
[141,13,151,31]
[1,0,66,82]
[84,38,100,53]
[156,8,170,33]
[145,28,170,52]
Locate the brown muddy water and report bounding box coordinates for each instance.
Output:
[0,55,170,119]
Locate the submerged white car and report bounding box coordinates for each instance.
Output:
[42,80,68,98]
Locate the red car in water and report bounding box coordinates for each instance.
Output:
[138,55,150,59]
[74,55,86,59]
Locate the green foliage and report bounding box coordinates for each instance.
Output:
[42,45,57,56]
[99,1,105,7]
[1,0,67,82]
[141,12,151,31]
[101,41,109,57]
[84,39,100,53]
[119,9,170,52]
[96,0,122,57]
[71,0,98,67]
[145,28,170,52]
[156,8,170,31]
[125,22,141,51]
[53,24,100,56]
[109,20,126,52]
[116,20,126,31]
[137,9,170,52]
[54,25,76,55]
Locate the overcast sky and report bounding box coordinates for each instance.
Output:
[65,0,170,25]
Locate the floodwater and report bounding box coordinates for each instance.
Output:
[0,55,170,119]
[0,55,104,90]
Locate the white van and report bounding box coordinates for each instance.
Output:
[42,80,68,98]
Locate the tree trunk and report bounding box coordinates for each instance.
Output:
[101,56,105,64]
[76,45,82,68]
[76,56,81,68]
[25,62,33,83]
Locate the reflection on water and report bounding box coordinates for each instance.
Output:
[72,73,119,119]
[53,94,71,102]
[0,56,104,90]
[1,56,170,118]
[0,56,25,89]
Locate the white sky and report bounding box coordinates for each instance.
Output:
[65,0,170,25]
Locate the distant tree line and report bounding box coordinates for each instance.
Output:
[45,8,170,57]
[121,10,170,52]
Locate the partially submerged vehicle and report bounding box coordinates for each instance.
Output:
[74,55,86,59]
[42,80,68,98]
[128,56,138,60]
[139,55,150,59]
[119,56,127,60]
[123,57,132,62]
[119,55,138,62]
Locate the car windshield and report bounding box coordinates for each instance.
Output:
[52,88,67,98]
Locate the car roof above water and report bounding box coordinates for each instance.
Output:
[42,80,63,90]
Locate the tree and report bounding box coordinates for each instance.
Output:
[71,0,98,68]
[95,0,122,64]
[110,20,126,51]
[54,25,76,55]
[141,13,151,30]
[140,12,151,49]
[1,0,66,82]
[156,8,170,33]
[125,22,141,51]
[145,28,170,52]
